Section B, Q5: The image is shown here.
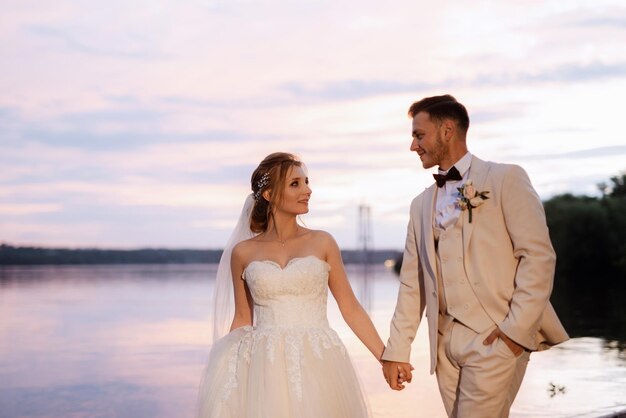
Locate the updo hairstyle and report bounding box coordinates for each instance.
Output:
[250,152,302,233]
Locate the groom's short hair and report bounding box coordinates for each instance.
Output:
[408,94,470,134]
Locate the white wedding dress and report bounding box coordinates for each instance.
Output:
[197,255,370,418]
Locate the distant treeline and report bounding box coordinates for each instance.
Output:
[545,174,626,345]
[0,246,221,265]
[0,244,401,266]
[545,173,626,284]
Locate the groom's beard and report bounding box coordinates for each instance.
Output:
[429,132,449,168]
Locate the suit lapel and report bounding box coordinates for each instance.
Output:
[462,156,490,251]
[422,184,438,280]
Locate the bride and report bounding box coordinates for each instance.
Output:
[197,152,390,418]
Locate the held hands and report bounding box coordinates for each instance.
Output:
[381,361,414,391]
[483,327,525,356]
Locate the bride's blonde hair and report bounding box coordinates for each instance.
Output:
[250,152,302,233]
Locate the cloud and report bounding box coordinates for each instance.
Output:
[463,61,626,89]
[0,198,241,248]
[0,203,62,216]
[516,62,626,83]
[556,145,626,159]
[281,80,435,102]
[26,24,164,60]
[1,103,261,152]
[279,62,626,103]
[0,106,14,119]
[572,17,626,29]
[517,145,626,161]
[158,95,290,109]
[18,126,247,150]
[57,108,167,127]
[1,0,624,248]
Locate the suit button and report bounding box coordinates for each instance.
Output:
[463,304,469,310]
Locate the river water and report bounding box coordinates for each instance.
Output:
[0,264,624,417]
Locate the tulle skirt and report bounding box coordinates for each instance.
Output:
[197,326,370,418]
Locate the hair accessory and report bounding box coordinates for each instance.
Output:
[254,172,270,200]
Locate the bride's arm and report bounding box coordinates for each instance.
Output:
[229,245,254,331]
[324,233,385,362]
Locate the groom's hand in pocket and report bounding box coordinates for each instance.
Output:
[381,361,414,391]
[483,327,525,357]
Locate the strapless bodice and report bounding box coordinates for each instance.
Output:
[243,256,330,329]
[199,255,369,416]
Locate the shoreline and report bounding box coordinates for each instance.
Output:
[0,243,401,265]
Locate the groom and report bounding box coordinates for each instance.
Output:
[381,95,568,417]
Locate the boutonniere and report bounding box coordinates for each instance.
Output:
[457,180,490,223]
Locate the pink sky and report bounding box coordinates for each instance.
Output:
[1,0,625,249]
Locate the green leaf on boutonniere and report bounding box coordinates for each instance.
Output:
[456,180,490,223]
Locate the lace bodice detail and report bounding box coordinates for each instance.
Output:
[243,256,331,330]
[212,256,347,403]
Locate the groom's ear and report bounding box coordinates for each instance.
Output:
[440,118,456,141]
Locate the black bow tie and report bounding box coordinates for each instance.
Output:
[433,166,462,188]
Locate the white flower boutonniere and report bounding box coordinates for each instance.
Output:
[457,180,490,223]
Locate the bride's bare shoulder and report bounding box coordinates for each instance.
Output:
[301,230,340,262]
[303,229,336,244]
[232,237,262,259]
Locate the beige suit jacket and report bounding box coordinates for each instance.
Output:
[382,156,569,374]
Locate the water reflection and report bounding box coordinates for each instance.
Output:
[550,276,626,357]
[0,264,624,418]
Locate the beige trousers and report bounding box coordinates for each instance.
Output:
[436,320,530,418]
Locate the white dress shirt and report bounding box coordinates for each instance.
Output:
[435,152,472,230]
